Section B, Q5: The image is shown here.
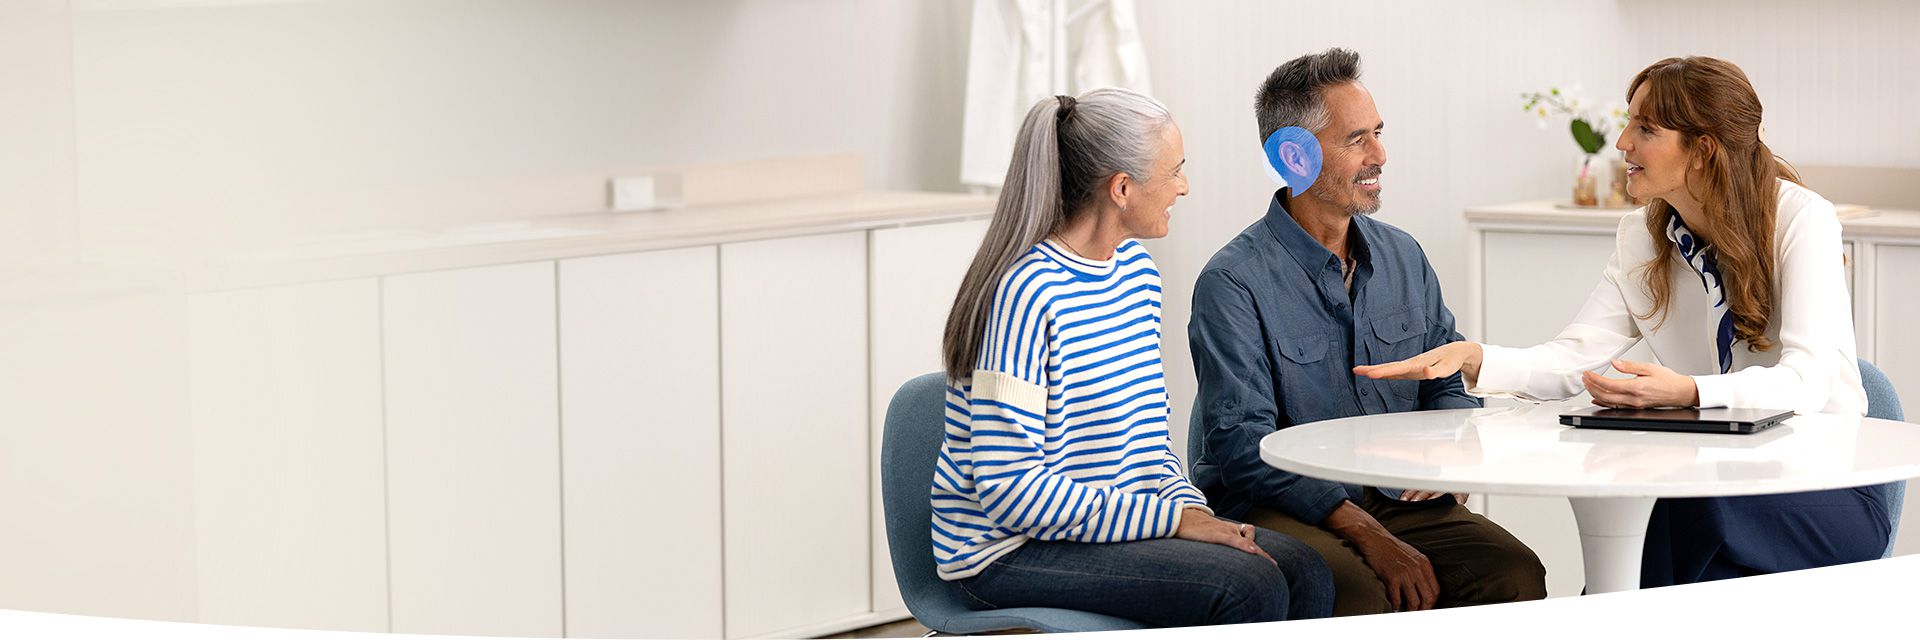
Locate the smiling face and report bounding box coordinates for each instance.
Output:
[1116,123,1189,240]
[1305,82,1386,215]
[1616,83,1702,207]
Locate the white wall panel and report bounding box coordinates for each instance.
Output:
[64,0,971,262]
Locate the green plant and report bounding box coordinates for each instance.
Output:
[1521,86,1627,155]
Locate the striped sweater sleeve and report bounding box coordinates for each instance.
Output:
[1155,454,1212,514]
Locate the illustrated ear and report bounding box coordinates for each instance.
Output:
[1262,126,1324,193]
[1279,141,1311,176]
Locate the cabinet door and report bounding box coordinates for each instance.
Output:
[1874,244,1920,556]
[721,231,870,638]
[559,247,723,638]
[0,293,194,621]
[383,262,562,636]
[187,279,387,631]
[1484,230,1615,346]
[867,219,988,615]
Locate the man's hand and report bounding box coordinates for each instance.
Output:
[1353,341,1484,386]
[1583,359,1700,408]
[1323,501,1439,611]
[1175,508,1276,566]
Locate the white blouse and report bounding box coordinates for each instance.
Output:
[1472,179,1867,415]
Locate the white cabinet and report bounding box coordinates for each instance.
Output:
[0,293,195,622]
[867,220,990,614]
[1874,243,1920,556]
[558,247,724,638]
[720,231,871,638]
[1481,230,1612,346]
[187,279,388,631]
[382,262,563,636]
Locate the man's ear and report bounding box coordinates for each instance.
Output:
[1280,141,1311,176]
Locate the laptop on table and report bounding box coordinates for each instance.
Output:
[1558,407,1795,434]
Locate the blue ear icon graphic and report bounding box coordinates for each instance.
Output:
[1261,126,1323,193]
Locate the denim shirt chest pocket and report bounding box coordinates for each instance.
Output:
[1270,331,1341,423]
[1369,307,1429,401]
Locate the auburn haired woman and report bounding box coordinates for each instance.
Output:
[1356,56,1888,587]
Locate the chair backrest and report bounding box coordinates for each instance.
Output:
[1861,359,1906,559]
[1182,401,1198,470]
[1862,359,1905,422]
[881,373,968,624]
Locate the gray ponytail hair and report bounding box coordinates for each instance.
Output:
[941,87,1174,382]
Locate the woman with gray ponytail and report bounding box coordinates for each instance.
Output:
[929,88,1333,626]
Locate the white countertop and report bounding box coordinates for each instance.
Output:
[1465,200,1920,238]
[1,190,994,300]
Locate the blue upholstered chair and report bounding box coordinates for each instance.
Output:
[1861,359,1906,558]
[880,373,1148,634]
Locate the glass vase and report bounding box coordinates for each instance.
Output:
[1572,153,1608,207]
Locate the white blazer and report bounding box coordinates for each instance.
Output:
[1473,179,1868,415]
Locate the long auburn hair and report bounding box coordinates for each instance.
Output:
[1628,56,1800,352]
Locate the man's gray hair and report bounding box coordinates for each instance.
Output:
[1255,48,1362,141]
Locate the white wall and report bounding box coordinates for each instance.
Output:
[12,0,972,267]
[1133,0,1920,449]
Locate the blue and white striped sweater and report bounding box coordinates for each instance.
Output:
[932,239,1212,580]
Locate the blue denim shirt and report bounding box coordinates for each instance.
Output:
[1188,190,1481,524]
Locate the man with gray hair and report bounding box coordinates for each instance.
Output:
[1186,48,1546,615]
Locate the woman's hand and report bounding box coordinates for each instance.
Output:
[1582,359,1700,408]
[1353,341,1484,384]
[1175,508,1276,565]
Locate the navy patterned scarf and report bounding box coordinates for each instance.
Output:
[1664,214,1736,374]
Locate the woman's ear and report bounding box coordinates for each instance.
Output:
[1691,136,1717,171]
[1107,172,1132,209]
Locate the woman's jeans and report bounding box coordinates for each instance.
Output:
[953,527,1334,626]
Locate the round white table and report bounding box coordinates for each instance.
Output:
[1258,402,1920,593]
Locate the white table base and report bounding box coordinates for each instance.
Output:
[1568,497,1658,593]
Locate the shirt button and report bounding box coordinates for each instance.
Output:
[1361,387,1372,396]
[1401,321,1410,330]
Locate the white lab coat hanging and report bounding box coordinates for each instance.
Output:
[959,0,1154,189]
